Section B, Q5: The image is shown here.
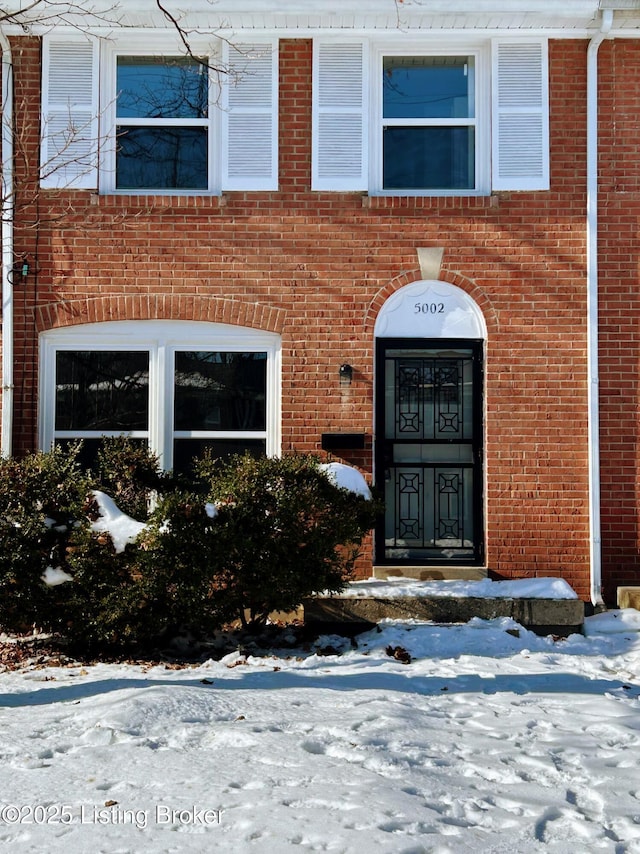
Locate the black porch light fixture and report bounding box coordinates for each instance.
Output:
[339,363,353,386]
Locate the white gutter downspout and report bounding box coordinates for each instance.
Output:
[0,29,12,459]
[587,8,613,607]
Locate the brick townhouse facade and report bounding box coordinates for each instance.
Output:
[1,1,639,604]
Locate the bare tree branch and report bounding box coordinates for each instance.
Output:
[154,0,195,57]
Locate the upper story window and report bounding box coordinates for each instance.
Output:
[382,55,476,192]
[41,36,278,194]
[312,39,548,196]
[115,56,210,191]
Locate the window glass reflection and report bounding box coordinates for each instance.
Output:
[174,351,267,431]
[117,57,208,119]
[116,127,208,190]
[55,351,149,431]
[383,127,474,190]
[383,56,473,120]
[173,439,266,474]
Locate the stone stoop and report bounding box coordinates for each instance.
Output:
[618,587,640,610]
[302,595,585,637]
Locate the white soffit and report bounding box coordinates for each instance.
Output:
[7,1,640,36]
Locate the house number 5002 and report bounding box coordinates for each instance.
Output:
[414,302,444,314]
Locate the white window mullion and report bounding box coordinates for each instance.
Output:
[115,118,209,128]
[173,431,267,439]
[382,118,476,128]
[267,343,281,456]
[152,343,170,471]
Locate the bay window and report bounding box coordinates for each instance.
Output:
[40,322,281,473]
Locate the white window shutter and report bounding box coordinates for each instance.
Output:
[312,41,368,192]
[41,35,99,190]
[492,40,549,192]
[222,42,278,191]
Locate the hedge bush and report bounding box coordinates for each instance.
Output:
[0,443,92,634]
[0,442,379,652]
[91,436,167,519]
[192,452,378,627]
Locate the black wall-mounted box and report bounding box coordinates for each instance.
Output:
[321,433,366,451]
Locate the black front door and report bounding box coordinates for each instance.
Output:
[375,339,484,565]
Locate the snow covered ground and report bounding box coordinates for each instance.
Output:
[1,609,640,853]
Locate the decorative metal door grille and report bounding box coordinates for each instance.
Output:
[375,340,483,565]
[395,358,468,439]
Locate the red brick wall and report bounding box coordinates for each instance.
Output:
[7,37,601,598]
[597,40,640,602]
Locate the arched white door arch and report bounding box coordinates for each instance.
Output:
[374,280,486,570]
[374,279,487,340]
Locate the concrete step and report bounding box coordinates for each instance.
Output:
[373,566,487,582]
[303,592,584,637]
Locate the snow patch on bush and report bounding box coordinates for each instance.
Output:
[90,490,146,554]
[41,566,73,587]
[318,462,372,499]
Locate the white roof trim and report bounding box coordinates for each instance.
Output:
[5,1,637,37]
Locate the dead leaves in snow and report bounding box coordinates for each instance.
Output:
[385,645,412,664]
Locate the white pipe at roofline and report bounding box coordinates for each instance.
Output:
[586,8,613,607]
[0,29,12,459]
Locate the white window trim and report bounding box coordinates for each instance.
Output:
[39,320,282,470]
[100,36,223,195]
[369,40,491,197]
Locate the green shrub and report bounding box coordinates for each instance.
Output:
[132,489,233,638]
[193,453,379,628]
[0,443,92,633]
[90,436,167,519]
[0,444,379,651]
[0,442,162,650]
